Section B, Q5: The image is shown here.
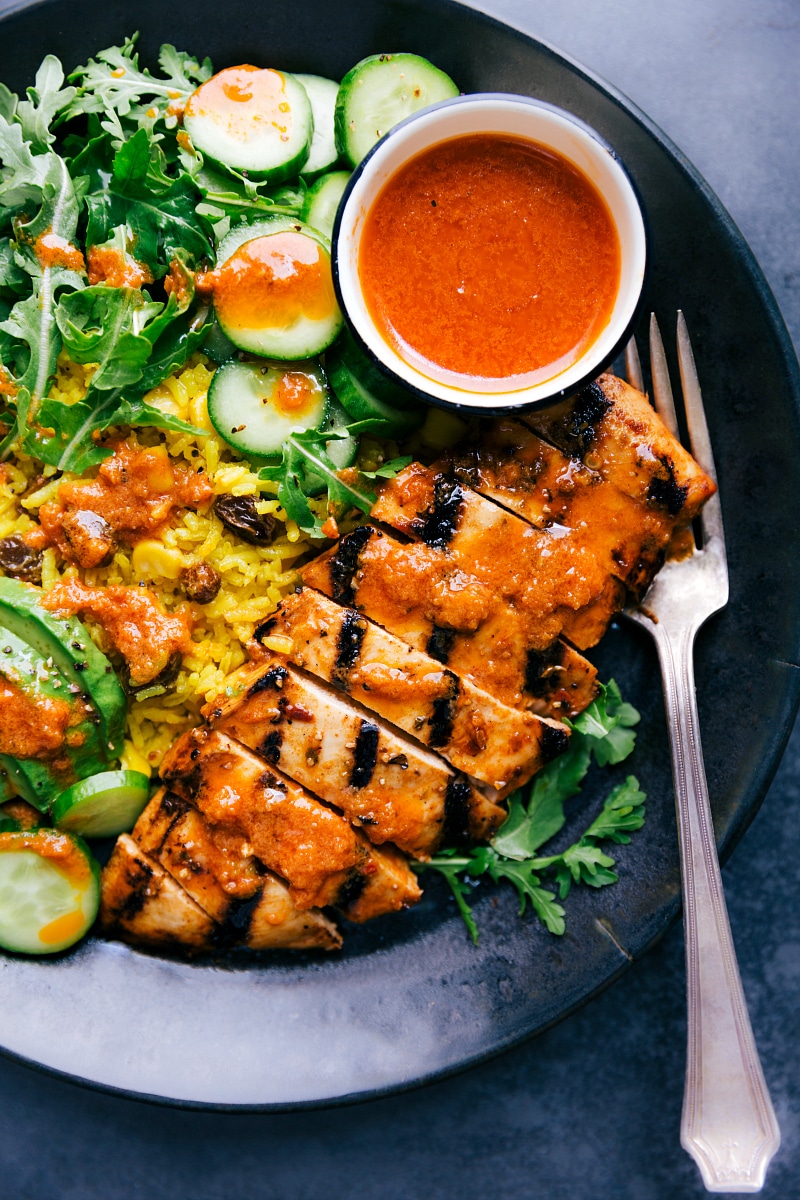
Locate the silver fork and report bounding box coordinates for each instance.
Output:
[623,314,781,1193]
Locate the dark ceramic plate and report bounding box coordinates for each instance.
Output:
[1,0,799,1110]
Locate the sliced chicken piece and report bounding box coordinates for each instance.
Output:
[303,525,598,716]
[100,833,215,952]
[160,727,422,921]
[522,374,716,518]
[206,656,504,856]
[257,589,569,799]
[371,462,626,650]
[133,789,342,950]
[439,417,676,598]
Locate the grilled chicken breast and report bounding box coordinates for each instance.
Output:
[133,789,342,950]
[439,417,679,599]
[258,589,569,797]
[205,656,504,857]
[303,525,598,716]
[99,378,718,955]
[523,375,716,518]
[100,833,216,951]
[372,462,626,651]
[160,727,422,920]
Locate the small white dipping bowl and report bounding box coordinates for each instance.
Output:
[332,93,649,414]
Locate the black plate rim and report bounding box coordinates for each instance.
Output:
[1,0,799,1112]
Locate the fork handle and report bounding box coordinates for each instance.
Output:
[654,623,780,1192]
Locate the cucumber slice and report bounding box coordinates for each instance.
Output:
[295,74,341,178]
[52,770,150,838]
[0,829,100,954]
[215,215,321,265]
[334,53,460,167]
[0,576,125,759]
[202,317,237,365]
[184,65,313,184]
[324,399,359,469]
[300,170,351,238]
[208,358,329,456]
[212,225,343,360]
[326,329,422,436]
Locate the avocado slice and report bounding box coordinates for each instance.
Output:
[0,625,108,810]
[0,577,125,760]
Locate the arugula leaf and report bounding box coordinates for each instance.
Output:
[469,848,566,934]
[259,428,378,537]
[187,156,305,225]
[20,393,113,472]
[0,238,27,295]
[157,44,213,91]
[22,387,205,473]
[573,678,641,767]
[492,741,592,860]
[112,396,207,436]
[12,154,83,285]
[67,36,212,141]
[418,851,481,945]
[0,113,54,210]
[580,775,647,844]
[359,455,414,480]
[15,56,77,151]
[0,290,59,401]
[416,681,646,942]
[136,304,212,393]
[55,285,164,388]
[0,153,85,456]
[419,847,566,941]
[535,776,646,899]
[84,136,211,270]
[0,82,16,122]
[559,844,618,888]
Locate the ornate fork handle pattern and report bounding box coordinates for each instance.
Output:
[652,611,780,1192]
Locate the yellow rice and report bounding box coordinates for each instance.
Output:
[0,351,327,768]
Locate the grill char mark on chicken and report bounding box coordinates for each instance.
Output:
[409,474,465,549]
[523,373,715,517]
[350,719,379,788]
[262,589,569,798]
[100,834,217,952]
[130,788,342,950]
[303,527,598,716]
[328,522,373,605]
[160,727,421,920]
[206,655,504,855]
[372,463,626,652]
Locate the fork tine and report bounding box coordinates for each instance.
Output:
[676,311,726,547]
[624,335,645,393]
[676,312,716,482]
[649,313,680,438]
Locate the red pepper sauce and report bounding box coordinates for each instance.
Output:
[38,438,213,567]
[359,134,621,385]
[42,580,192,687]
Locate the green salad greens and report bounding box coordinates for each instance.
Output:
[0,42,218,470]
[416,681,646,942]
[0,37,412,533]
